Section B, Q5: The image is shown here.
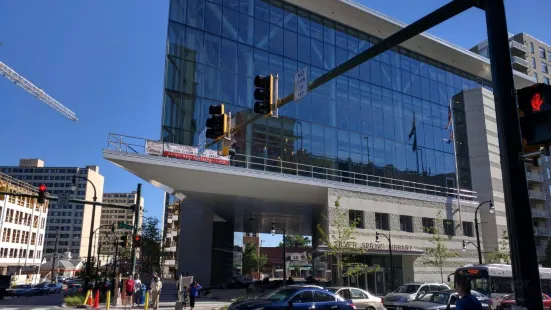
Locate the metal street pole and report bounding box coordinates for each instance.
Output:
[50,229,59,283]
[484,0,543,308]
[72,175,98,290]
[130,183,142,277]
[113,236,119,282]
[283,228,286,287]
[474,200,493,265]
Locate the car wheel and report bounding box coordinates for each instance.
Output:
[366,307,375,310]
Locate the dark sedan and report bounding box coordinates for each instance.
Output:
[8,285,36,297]
[47,283,63,294]
[397,290,490,310]
[227,286,356,310]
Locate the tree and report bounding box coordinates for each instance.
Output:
[423,211,459,283]
[278,235,312,248]
[139,216,162,276]
[487,230,511,264]
[242,241,268,275]
[317,197,376,286]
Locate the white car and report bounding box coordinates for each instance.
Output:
[382,282,450,309]
[326,286,385,310]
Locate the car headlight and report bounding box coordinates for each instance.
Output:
[407,295,415,301]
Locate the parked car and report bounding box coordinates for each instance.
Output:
[9,285,36,297]
[64,283,83,296]
[495,293,551,310]
[327,286,385,310]
[47,283,63,294]
[471,290,493,308]
[397,289,491,310]
[383,282,450,309]
[33,282,50,295]
[227,286,355,310]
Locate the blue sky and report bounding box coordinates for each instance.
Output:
[0,0,549,247]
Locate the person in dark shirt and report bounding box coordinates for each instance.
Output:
[454,277,483,310]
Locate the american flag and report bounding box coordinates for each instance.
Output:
[445,102,452,131]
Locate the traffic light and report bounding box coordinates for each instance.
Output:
[205,104,229,140]
[518,83,551,147]
[38,184,47,204]
[254,75,274,115]
[133,235,142,248]
[121,235,129,248]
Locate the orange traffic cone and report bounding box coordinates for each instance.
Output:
[93,290,100,308]
[87,292,94,307]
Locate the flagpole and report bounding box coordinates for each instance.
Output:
[449,99,463,224]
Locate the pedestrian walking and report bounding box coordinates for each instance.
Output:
[182,285,189,310]
[188,280,202,310]
[454,277,482,310]
[134,275,143,307]
[124,275,135,310]
[149,272,158,307]
[151,276,163,310]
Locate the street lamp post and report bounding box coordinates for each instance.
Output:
[271,222,286,286]
[462,240,480,255]
[376,232,394,291]
[71,175,97,290]
[474,200,495,265]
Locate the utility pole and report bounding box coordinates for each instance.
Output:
[113,236,119,283]
[50,229,59,284]
[484,0,542,308]
[130,183,142,276]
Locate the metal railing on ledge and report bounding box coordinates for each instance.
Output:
[531,208,550,218]
[106,133,478,202]
[529,190,547,201]
[534,227,550,236]
[512,56,529,68]
[527,171,544,182]
[509,40,527,53]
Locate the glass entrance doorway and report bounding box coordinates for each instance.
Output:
[343,270,386,295]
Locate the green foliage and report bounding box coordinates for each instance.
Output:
[140,216,163,275]
[487,230,511,264]
[63,294,86,306]
[242,242,268,275]
[423,211,459,283]
[317,197,377,286]
[278,235,312,248]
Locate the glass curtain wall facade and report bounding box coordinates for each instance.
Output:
[162,0,493,191]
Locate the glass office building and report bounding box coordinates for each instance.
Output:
[162,0,494,192]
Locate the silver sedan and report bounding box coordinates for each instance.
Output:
[326,287,386,310]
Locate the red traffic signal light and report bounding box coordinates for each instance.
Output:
[518,83,551,147]
[38,184,47,204]
[133,235,142,247]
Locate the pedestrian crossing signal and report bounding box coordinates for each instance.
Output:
[133,235,142,247]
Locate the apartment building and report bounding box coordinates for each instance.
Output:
[0,172,47,284]
[161,194,179,279]
[471,32,551,85]
[99,191,144,264]
[0,159,104,259]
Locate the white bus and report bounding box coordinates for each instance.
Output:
[454,264,551,304]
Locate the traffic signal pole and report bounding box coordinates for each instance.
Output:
[130,183,142,276]
[484,1,542,308]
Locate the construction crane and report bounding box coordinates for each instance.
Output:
[0,60,78,121]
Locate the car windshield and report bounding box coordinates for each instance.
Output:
[394,284,420,294]
[15,285,31,289]
[326,288,338,293]
[421,292,451,305]
[259,288,299,302]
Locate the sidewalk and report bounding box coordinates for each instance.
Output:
[96,300,231,310]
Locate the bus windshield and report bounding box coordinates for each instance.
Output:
[470,277,490,295]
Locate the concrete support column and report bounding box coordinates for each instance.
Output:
[178,200,213,286]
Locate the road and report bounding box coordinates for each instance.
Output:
[0,291,63,309]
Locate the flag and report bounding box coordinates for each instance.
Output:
[445,102,452,130]
[447,130,454,144]
[408,110,417,152]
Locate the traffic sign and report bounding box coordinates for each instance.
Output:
[197,127,207,156]
[117,222,133,230]
[294,66,308,102]
[57,192,70,206]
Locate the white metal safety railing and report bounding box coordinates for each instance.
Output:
[512,56,529,68]
[106,133,478,202]
[509,40,527,53]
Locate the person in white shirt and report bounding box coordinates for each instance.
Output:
[151,277,163,310]
[133,275,142,307]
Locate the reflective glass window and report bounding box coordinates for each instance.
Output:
[237,13,254,45]
[187,0,205,30]
[205,2,222,35]
[170,0,188,24]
